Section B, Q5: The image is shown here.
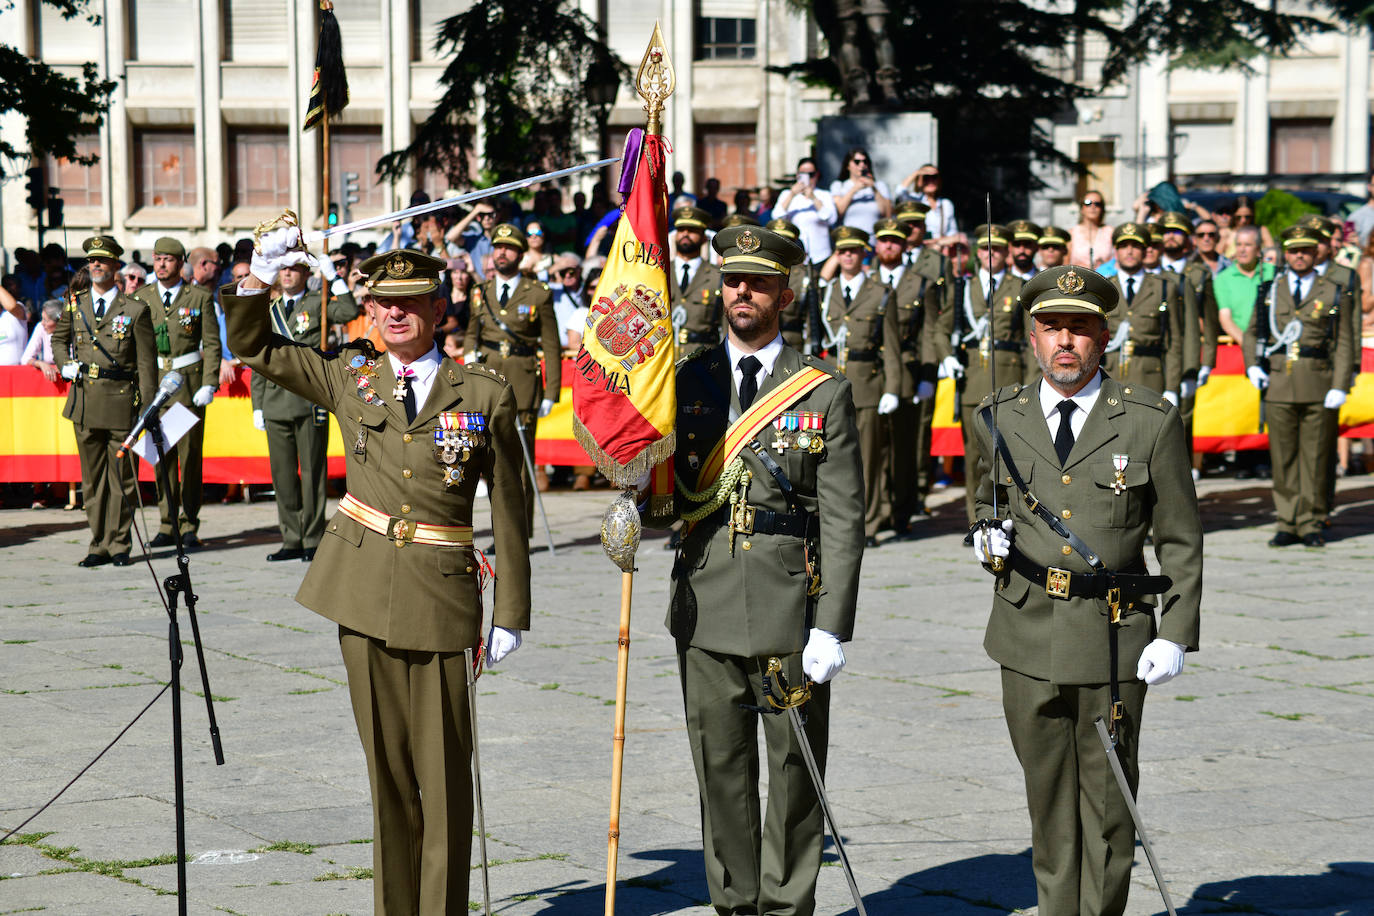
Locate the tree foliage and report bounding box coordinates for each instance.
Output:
[377,1,630,188]
[0,0,116,174]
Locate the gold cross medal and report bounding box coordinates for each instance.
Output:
[1111,454,1129,495]
[393,372,409,401]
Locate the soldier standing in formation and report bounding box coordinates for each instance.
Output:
[1244,224,1356,547]
[464,222,560,537]
[668,206,724,356]
[1036,226,1070,268]
[54,236,158,567]
[822,225,901,546]
[251,250,359,562]
[1102,222,1188,404]
[657,224,864,916]
[1158,211,1213,452]
[972,264,1202,916]
[130,237,220,548]
[765,217,815,352]
[1006,219,1042,282]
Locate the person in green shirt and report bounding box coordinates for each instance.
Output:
[1214,225,1275,346]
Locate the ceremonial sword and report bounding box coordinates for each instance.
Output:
[1093,716,1178,915]
[464,647,493,916]
[513,414,557,555]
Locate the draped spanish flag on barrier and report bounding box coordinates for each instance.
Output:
[570,129,676,500]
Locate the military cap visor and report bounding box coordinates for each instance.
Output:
[490,223,527,251]
[1020,265,1118,317]
[894,202,930,223]
[1038,226,1069,248]
[1113,223,1149,247]
[359,249,446,297]
[872,218,909,241]
[1160,211,1192,233]
[712,225,805,276]
[153,237,186,260]
[1281,225,1320,249]
[764,218,800,240]
[972,224,1008,248]
[672,206,712,230]
[1008,220,1043,242]
[83,236,124,260]
[830,226,872,251]
[1297,214,1335,238]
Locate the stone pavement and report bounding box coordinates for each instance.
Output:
[2,477,1372,916]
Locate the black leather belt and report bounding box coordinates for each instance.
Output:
[845,348,880,362]
[85,364,135,381]
[1008,547,1170,602]
[1127,343,1163,358]
[482,340,536,357]
[707,505,818,538]
[1297,345,1329,359]
[992,339,1022,352]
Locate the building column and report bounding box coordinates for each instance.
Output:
[388,0,411,211]
[104,0,129,234]
[292,0,316,227]
[1136,53,1170,192]
[668,0,695,190]
[1338,25,1370,184]
[1238,55,1270,176]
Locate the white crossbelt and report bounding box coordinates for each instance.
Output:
[158,351,203,370]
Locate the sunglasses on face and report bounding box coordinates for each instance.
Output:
[332,260,348,270]
[1195,231,1218,239]
[1082,199,1103,207]
[529,229,543,237]
[1235,211,1253,219]
[558,268,579,277]
[851,158,869,164]
[920,173,939,181]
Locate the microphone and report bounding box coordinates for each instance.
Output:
[117,370,184,458]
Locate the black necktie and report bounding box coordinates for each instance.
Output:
[738,355,762,411]
[1125,276,1136,305]
[1054,400,1076,465]
[94,297,105,319]
[163,291,172,312]
[400,371,417,422]
[842,286,853,309]
[680,263,691,294]
[499,283,510,307]
[1294,277,1303,302]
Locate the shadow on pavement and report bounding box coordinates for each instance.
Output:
[517,846,708,915]
[861,848,1037,913]
[1178,860,1374,915]
[0,520,90,549]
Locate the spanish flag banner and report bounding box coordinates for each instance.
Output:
[572,129,676,494]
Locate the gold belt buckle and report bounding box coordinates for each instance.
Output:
[87,364,100,379]
[1106,586,1122,623]
[1045,566,1071,599]
[389,518,415,549]
[1286,340,1299,373]
[730,502,756,536]
[499,340,511,359]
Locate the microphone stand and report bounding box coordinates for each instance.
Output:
[147,417,225,915]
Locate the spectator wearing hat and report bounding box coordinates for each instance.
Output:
[1102,222,1187,405]
[773,157,838,264]
[1037,226,1070,268]
[669,206,725,357]
[52,236,158,567]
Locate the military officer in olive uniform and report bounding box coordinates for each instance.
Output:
[942,224,1029,523]
[669,206,725,355]
[766,218,817,352]
[821,225,902,544]
[653,224,864,916]
[251,250,359,561]
[1006,219,1042,281]
[1243,224,1356,547]
[1102,222,1188,404]
[130,237,221,547]
[226,234,531,915]
[53,236,158,567]
[970,264,1202,916]
[1037,226,1070,268]
[463,222,560,535]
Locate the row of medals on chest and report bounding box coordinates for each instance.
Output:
[347,353,487,489]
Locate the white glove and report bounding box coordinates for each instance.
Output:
[1179,379,1196,400]
[877,392,899,415]
[1162,390,1178,407]
[914,380,935,403]
[971,518,1013,566]
[940,355,964,380]
[60,362,81,381]
[317,252,338,281]
[278,249,318,271]
[1136,638,1186,686]
[486,626,522,665]
[192,385,215,407]
[1324,388,1347,409]
[252,409,266,431]
[539,398,554,418]
[801,628,846,684]
[1247,365,1269,390]
[1196,365,1211,387]
[250,225,303,286]
[463,351,480,365]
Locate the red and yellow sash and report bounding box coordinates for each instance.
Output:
[694,365,830,491]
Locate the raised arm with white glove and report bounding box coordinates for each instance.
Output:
[1136,638,1186,685]
[249,226,314,288]
[486,626,523,664]
[801,628,846,684]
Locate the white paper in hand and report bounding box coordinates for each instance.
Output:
[131,402,200,466]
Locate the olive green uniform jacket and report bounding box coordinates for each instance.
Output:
[952,271,1031,406]
[780,265,817,352]
[249,288,359,419]
[670,258,724,350]
[888,252,948,396]
[225,286,531,651]
[52,289,158,429]
[466,275,561,410]
[130,282,221,403]
[1104,272,1187,396]
[1242,272,1355,404]
[821,273,902,408]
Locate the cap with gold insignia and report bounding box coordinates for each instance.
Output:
[972,224,1008,248]
[1296,213,1335,239]
[1147,222,1166,245]
[83,236,124,261]
[1112,222,1150,247]
[153,237,186,260]
[830,225,872,251]
[894,200,931,225]
[359,249,447,297]
[1019,265,1119,317]
[672,206,712,230]
[490,223,527,251]
[1281,224,1321,249]
[721,212,760,228]
[1159,211,1192,234]
[765,217,800,240]
[1008,219,1043,243]
[1038,225,1070,248]
[873,218,909,241]
[712,225,806,277]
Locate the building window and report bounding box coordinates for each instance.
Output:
[48,134,104,208]
[412,0,464,62]
[134,129,197,209]
[328,128,387,213]
[1270,119,1331,174]
[695,125,757,197]
[1170,121,1234,178]
[228,129,290,210]
[696,18,756,61]
[129,0,193,61]
[223,0,288,62]
[1075,140,1114,206]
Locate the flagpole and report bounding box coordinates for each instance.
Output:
[318,1,333,351]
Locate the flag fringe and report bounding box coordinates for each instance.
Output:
[573,417,676,490]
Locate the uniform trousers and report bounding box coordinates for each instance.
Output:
[1001,667,1148,916]
[340,627,474,916]
[155,414,205,537]
[1266,401,1339,536]
[915,392,936,502]
[885,400,919,530]
[74,423,138,556]
[854,404,885,539]
[959,403,990,525]
[265,414,329,550]
[679,647,830,916]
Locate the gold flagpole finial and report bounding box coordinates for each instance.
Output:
[636,22,675,136]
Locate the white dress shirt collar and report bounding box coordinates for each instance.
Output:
[839,272,866,301]
[1040,370,1104,441]
[879,262,905,286]
[157,280,183,300]
[726,334,785,398]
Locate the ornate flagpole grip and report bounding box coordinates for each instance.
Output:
[636,23,675,135]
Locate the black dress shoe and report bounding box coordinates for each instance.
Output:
[111,553,133,567]
[1302,532,1325,548]
[865,536,879,548]
[1268,531,1300,548]
[181,535,202,550]
[77,553,111,568]
[266,548,305,562]
[148,532,175,548]
[301,548,317,562]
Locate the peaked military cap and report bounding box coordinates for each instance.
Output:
[1147,222,1166,245]
[1019,265,1119,317]
[830,225,872,251]
[83,236,124,260]
[712,225,806,277]
[153,237,186,259]
[1008,219,1043,242]
[1038,225,1070,248]
[1112,222,1150,246]
[1159,211,1193,233]
[1296,213,1335,238]
[873,218,909,241]
[490,222,527,251]
[672,206,712,230]
[722,212,760,228]
[894,200,931,224]
[973,224,1008,248]
[1281,224,1321,249]
[765,217,800,240]
[359,249,446,297]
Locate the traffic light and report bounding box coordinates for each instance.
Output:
[342,172,360,226]
[25,168,45,211]
[328,203,339,227]
[47,190,64,228]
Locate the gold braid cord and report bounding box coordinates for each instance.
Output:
[252,209,310,256]
[676,457,748,524]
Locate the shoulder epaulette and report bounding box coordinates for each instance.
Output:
[800,353,845,379]
[340,338,379,359]
[466,362,509,385]
[1119,384,1170,412]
